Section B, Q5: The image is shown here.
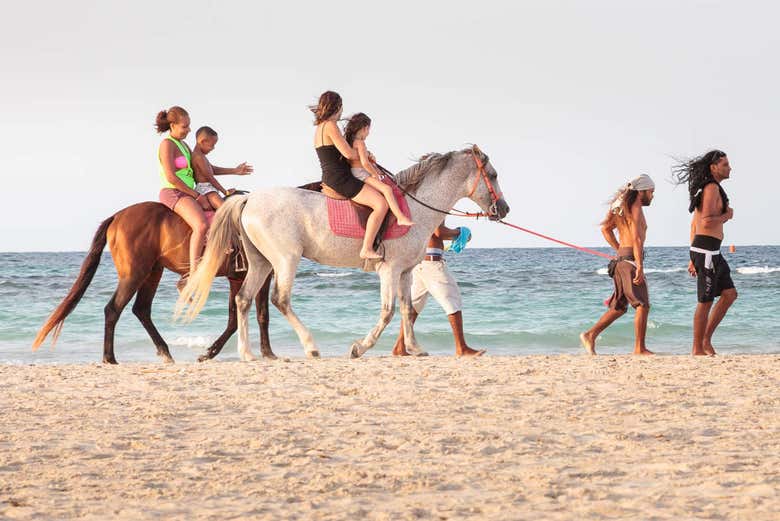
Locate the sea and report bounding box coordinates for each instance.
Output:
[1,247,778,364]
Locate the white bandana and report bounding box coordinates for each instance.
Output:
[610,174,655,215]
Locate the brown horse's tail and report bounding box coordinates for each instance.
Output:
[175,194,249,322]
[32,215,114,351]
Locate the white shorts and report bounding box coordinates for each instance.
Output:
[411,260,463,315]
[195,182,219,195]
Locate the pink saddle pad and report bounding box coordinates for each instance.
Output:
[327,178,411,240]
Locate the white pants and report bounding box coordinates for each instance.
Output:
[411,260,463,315]
[195,182,218,195]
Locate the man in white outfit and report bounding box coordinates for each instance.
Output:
[392,222,485,357]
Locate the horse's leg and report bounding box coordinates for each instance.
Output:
[104,275,145,364]
[236,241,273,362]
[131,266,174,363]
[197,278,241,362]
[399,268,427,356]
[255,273,276,359]
[271,257,319,358]
[350,267,397,358]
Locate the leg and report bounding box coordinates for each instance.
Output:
[351,185,389,259]
[103,275,146,364]
[448,311,485,357]
[131,266,174,363]
[197,278,241,362]
[363,177,414,226]
[692,301,714,356]
[632,305,653,355]
[255,273,276,359]
[702,288,738,355]
[172,197,209,276]
[350,268,397,358]
[206,191,223,210]
[392,309,418,356]
[235,247,274,362]
[271,258,320,358]
[580,307,626,355]
[398,268,428,356]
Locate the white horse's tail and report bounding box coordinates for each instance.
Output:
[175,194,249,322]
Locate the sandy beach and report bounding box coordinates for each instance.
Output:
[1,355,779,520]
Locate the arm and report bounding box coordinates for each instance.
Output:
[355,140,381,177]
[192,153,227,194]
[600,213,620,252]
[700,184,733,225]
[324,121,357,160]
[159,140,200,199]
[211,163,254,176]
[630,205,645,284]
[433,224,462,241]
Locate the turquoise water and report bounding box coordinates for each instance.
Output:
[1,247,778,364]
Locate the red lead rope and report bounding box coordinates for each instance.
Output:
[496,220,613,259]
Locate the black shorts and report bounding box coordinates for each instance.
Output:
[690,235,735,303]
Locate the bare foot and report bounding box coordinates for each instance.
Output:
[579,332,596,355]
[456,346,486,357]
[692,348,709,356]
[633,348,655,355]
[360,249,382,260]
[396,216,414,226]
[703,341,717,356]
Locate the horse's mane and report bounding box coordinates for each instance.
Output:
[394,146,488,194]
[395,151,457,193]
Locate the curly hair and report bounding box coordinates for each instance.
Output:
[343,113,372,146]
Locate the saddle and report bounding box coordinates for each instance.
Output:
[299,179,412,251]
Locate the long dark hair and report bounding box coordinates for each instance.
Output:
[601,189,639,227]
[309,91,342,125]
[672,149,726,212]
[344,113,371,146]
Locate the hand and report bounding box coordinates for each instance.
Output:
[688,260,697,277]
[224,188,236,196]
[196,194,212,211]
[235,162,253,175]
[632,266,645,285]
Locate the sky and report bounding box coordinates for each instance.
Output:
[2,0,778,251]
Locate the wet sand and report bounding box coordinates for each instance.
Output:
[1,355,779,520]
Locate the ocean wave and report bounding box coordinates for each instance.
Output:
[736,266,780,275]
[170,336,212,348]
[596,267,686,275]
[316,272,353,278]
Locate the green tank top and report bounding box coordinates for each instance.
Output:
[159,136,195,190]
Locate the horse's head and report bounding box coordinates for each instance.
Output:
[461,145,510,220]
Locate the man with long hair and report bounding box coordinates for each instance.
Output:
[580,174,655,355]
[674,150,736,356]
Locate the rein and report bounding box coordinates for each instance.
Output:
[376,149,611,260]
[375,145,499,219]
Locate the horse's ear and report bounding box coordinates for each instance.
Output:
[471,144,488,163]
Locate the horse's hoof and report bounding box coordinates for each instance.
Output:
[262,352,279,360]
[159,354,175,364]
[307,350,320,359]
[415,351,430,357]
[240,352,259,362]
[197,354,212,363]
[102,357,118,365]
[349,343,362,359]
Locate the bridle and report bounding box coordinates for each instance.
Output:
[377,145,502,219]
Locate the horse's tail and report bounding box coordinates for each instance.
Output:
[32,215,114,351]
[175,194,249,322]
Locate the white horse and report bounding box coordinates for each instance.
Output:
[176,145,510,360]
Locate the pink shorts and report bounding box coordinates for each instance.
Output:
[159,188,193,210]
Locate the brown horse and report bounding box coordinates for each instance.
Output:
[32,201,275,364]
